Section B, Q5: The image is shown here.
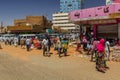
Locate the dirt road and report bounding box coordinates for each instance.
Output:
[0,43,120,80]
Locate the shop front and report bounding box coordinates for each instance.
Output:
[89,18,119,39]
[70,3,120,39]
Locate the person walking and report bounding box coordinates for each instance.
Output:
[56,37,62,58]
[42,37,51,57]
[105,39,110,61]
[61,36,69,56]
[91,38,99,62]
[82,36,88,51]
[54,36,59,50]
[47,36,51,57]
[42,38,47,56]
[86,41,92,55]
[25,38,31,51]
[14,37,18,47]
[20,37,25,48]
[76,37,82,53]
[96,38,109,73]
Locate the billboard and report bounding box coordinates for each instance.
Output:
[70,4,120,21]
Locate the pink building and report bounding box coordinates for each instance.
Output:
[69,4,120,39]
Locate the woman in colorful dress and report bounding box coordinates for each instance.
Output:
[96,38,109,73]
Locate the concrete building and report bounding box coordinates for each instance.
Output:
[52,0,84,32]
[14,16,47,26]
[60,0,84,12]
[70,3,120,39]
[14,19,26,26]
[52,12,79,32]
[0,27,7,34]
[8,16,52,34]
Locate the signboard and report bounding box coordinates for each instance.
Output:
[90,19,116,24]
[109,13,120,18]
[70,4,120,21]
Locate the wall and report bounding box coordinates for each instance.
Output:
[10,16,52,33]
[26,16,45,26]
[70,4,120,20]
[14,19,26,26]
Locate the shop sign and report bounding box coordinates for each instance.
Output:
[109,13,120,18]
[90,19,116,24]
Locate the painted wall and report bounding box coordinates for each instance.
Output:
[70,4,120,20]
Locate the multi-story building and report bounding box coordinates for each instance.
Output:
[14,16,47,26]
[14,19,26,26]
[53,12,77,32]
[8,16,52,34]
[60,0,84,12]
[52,0,84,32]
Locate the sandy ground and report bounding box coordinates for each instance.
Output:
[0,42,120,80]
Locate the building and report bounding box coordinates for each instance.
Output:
[70,3,120,39]
[0,27,7,34]
[60,0,84,12]
[52,0,84,32]
[52,12,79,33]
[8,16,52,34]
[14,19,26,26]
[106,0,120,5]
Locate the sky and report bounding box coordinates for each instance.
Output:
[0,0,105,26]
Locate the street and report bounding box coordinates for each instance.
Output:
[0,43,120,80]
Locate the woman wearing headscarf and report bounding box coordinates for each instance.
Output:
[96,38,109,73]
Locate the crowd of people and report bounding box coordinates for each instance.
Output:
[0,34,70,58]
[0,34,120,73]
[76,35,120,73]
